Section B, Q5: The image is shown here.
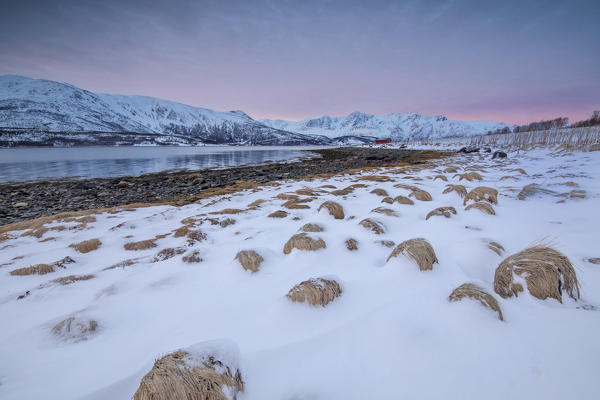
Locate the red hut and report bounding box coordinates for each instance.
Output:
[375,138,392,145]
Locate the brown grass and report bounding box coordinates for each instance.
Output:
[449,283,503,321]
[464,187,498,205]
[10,256,74,276]
[493,246,580,303]
[425,206,457,220]
[318,201,345,219]
[393,195,414,205]
[354,175,394,182]
[371,207,398,217]
[330,188,353,196]
[153,247,186,262]
[301,223,324,233]
[173,226,190,238]
[275,193,300,200]
[283,233,326,254]
[296,188,319,196]
[499,175,519,181]
[562,181,579,187]
[345,238,358,251]
[433,174,448,182]
[69,238,102,253]
[319,184,337,189]
[453,172,483,182]
[282,198,313,209]
[49,274,95,286]
[51,317,98,341]
[182,251,203,263]
[209,208,246,215]
[286,277,342,307]
[235,250,264,272]
[247,198,267,208]
[370,188,389,197]
[386,238,438,271]
[487,241,505,256]
[133,349,244,400]
[103,259,137,270]
[408,188,432,201]
[465,202,496,215]
[511,168,527,175]
[268,210,288,218]
[359,218,385,234]
[381,197,394,204]
[442,184,467,198]
[124,239,157,251]
[443,167,459,173]
[517,184,555,200]
[345,184,369,190]
[377,240,395,248]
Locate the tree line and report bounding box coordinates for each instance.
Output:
[486,111,600,135]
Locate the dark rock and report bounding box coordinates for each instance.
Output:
[492,151,507,159]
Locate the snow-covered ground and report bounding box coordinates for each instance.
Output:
[1,147,599,399]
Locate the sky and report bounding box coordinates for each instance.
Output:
[0,0,599,125]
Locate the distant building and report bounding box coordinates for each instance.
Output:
[375,138,392,145]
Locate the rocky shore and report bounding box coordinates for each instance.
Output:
[0,147,449,226]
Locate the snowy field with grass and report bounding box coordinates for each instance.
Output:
[1,146,600,399]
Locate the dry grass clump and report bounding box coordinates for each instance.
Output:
[275,193,299,201]
[268,210,288,218]
[408,188,432,201]
[511,168,527,175]
[494,246,580,303]
[370,188,389,197]
[376,240,395,248]
[319,184,337,189]
[283,233,326,254]
[569,189,586,199]
[49,274,95,286]
[433,174,448,182]
[393,195,414,205]
[235,250,264,272]
[124,239,158,251]
[186,230,207,245]
[153,247,186,262]
[354,175,394,182]
[51,317,98,341]
[586,258,600,265]
[103,259,137,270]
[449,283,504,321]
[442,184,467,198]
[11,256,74,276]
[345,238,358,251]
[386,238,438,271]
[487,241,505,256]
[464,187,498,205]
[300,223,324,233]
[517,184,555,200]
[425,206,457,220]
[465,202,496,215]
[359,218,385,234]
[330,188,353,196]
[453,172,483,181]
[282,197,313,209]
[345,184,369,190]
[318,201,345,219]
[182,251,203,263]
[69,238,102,253]
[247,198,267,209]
[381,196,394,204]
[296,188,319,196]
[286,277,342,307]
[209,208,245,215]
[133,349,244,400]
[173,226,190,238]
[499,175,519,181]
[371,207,398,217]
[443,166,459,173]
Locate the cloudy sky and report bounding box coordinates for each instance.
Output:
[1,0,598,124]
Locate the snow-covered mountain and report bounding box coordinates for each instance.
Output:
[0,75,328,145]
[262,111,509,140]
[0,75,510,146]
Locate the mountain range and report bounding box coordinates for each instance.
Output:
[0,75,509,146]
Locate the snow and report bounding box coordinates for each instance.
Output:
[262,111,510,140]
[1,75,508,143]
[1,147,599,399]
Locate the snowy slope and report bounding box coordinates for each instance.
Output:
[0,75,328,145]
[0,146,598,399]
[262,111,510,140]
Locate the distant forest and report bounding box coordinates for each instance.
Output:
[487,110,600,135]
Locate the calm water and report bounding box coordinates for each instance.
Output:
[0,146,325,183]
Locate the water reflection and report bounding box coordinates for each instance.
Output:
[0,146,323,183]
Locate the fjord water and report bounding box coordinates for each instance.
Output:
[0,146,323,183]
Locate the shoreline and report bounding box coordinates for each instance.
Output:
[0,148,449,226]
